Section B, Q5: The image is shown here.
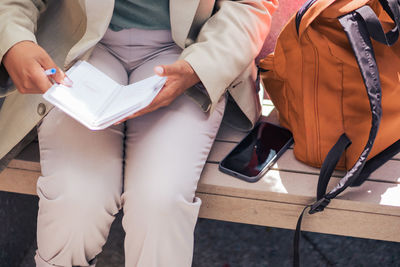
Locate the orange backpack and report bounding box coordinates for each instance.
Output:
[260,0,400,205]
[260,0,400,264]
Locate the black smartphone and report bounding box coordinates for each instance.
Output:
[219,121,293,183]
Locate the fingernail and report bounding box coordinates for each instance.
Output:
[62,75,73,87]
[154,66,164,75]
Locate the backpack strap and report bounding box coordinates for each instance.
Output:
[296,0,318,34]
[357,6,398,45]
[295,0,336,36]
[314,0,400,207]
[315,134,351,200]
[345,0,400,187]
[293,3,400,266]
[311,4,383,212]
[352,138,400,186]
[357,2,399,45]
[378,0,400,30]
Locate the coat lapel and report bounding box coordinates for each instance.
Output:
[65,0,213,66]
[64,0,115,67]
[170,0,201,48]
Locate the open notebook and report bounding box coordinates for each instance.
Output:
[43,61,166,130]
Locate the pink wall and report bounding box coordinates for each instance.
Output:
[258,0,308,59]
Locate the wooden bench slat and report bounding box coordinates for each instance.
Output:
[197,193,400,242]
[2,159,400,241]
[198,164,400,216]
[0,168,38,195]
[5,156,400,217]
[209,141,400,184]
[7,127,400,215]
[8,159,41,172]
[15,139,399,186]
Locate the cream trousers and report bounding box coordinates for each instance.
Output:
[35,28,226,267]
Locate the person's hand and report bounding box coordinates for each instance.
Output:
[116,59,200,123]
[2,41,71,94]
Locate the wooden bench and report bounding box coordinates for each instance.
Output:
[1,100,400,243]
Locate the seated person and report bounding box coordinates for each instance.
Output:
[0,0,278,266]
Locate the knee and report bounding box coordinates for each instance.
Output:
[36,173,121,266]
[122,178,200,221]
[37,171,121,217]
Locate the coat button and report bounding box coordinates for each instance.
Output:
[37,103,46,116]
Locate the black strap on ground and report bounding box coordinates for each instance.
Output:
[293,205,311,267]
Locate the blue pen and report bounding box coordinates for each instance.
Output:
[44,68,57,76]
[44,67,73,86]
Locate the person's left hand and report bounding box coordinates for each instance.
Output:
[116,60,200,123]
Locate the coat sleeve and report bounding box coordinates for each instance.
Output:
[179,0,278,110]
[0,0,47,96]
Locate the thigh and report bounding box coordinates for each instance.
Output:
[121,91,225,267]
[37,43,129,202]
[123,50,224,196]
[35,42,130,266]
[123,47,226,199]
[123,93,226,201]
[38,109,125,194]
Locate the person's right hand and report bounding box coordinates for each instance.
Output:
[2,41,69,94]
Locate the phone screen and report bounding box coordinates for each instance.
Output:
[219,122,293,182]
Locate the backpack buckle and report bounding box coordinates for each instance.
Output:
[309,197,331,214]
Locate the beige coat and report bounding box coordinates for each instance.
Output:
[0,0,277,165]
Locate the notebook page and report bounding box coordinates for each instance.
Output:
[44,61,120,125]
[96,75,166,124]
